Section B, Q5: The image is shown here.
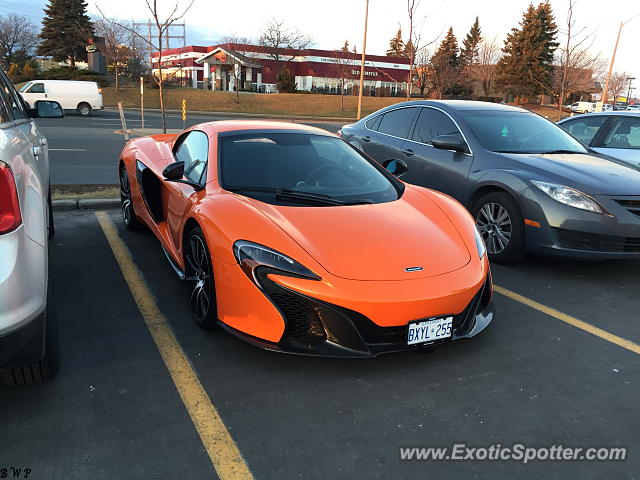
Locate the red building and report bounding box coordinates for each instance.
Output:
[151,43,410,95]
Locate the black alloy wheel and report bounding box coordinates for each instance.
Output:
[473,192,525,264]
[185,226,217,329]
[120,165,142,230]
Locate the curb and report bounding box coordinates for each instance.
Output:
[53,198,120,211]
[105,106,355,123]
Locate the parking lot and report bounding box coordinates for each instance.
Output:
[1,205,638,478]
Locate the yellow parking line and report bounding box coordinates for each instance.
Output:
[96,211,253,480]
[494,285,640,355]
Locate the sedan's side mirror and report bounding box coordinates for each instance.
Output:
[163,161,185,180]
[382,158,408,177]
[29,100,64,118]
[432,134,469,154]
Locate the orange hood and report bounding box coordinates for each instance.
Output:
[248,188,471,281]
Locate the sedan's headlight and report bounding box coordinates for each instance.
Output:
[531,181,606,214]
[233,240,320,288]
[474,226,486,258]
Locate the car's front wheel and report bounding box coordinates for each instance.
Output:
[472,192,525,264]
[120,165,142,230]
[185,226,217,329]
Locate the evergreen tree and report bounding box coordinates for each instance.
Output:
[430,27,461,97]
[386,28,405,56]
[496,2,559,99]
[432,27,459,69]
[38,0,94,67]
[341,40,350,53]
[403,39,416,61]
[460,17,482,66]
[276,66,297,93]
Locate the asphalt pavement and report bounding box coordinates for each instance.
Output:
[36,109,344,186]
[1,209,638,479]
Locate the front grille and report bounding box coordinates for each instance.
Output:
[614,199,640,219]
[264,285,327,343]
[554,228,640,252]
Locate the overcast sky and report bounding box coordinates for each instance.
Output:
[3,0,639,91]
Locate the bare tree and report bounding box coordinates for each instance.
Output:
[555,0,605,119]
[258,18,312,64]
[607,71,629,106]
[94,17,131,90]
[216,33,252,104]
[406,0,420,98]
[412,48,431,96]
[465,38,501,97]
[332,48,355,109]
[0,14,38,69]
[98,0,195,133]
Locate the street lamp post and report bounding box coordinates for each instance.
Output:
[600,15,640,109]
[356,0,370,120]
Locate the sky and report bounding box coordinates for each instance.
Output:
[2,0,639,93]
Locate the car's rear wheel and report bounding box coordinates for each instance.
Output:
[120,165,142,230]
[472,192,525,264]
[47,185,55,239]
[185,226,217,330]
[77,102,91,116]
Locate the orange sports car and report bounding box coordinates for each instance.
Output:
[118,121,494,357]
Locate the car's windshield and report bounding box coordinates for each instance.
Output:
[464,111,589,154]
[219,132,400,205]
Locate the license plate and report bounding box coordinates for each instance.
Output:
[407,317,453,345]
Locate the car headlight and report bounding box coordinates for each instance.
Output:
[474,226,486,259]
[531,181,606,214]
[233,240,320,288]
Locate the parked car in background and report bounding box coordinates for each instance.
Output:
[340,100,640,263]
[19,79,103,116]
[626,104,640,111]
[0,67,64,385]
[558,112,640,168]
[569,101,596,113]
[117,121,494,356]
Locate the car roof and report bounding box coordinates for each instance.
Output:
[377,99,528,114]
[189,120,335,136]
[558,111,640,122]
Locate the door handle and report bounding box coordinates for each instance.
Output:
[402,149,414,156]
[362,135,371,142]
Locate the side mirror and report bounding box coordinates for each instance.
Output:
[30,100,64,118]
[432,134,469,153]
[163,161,185,181]
[382,158,408,177]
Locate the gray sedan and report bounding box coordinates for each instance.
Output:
[340,100,640,263]
[558,111,640,168]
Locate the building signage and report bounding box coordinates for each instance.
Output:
[215,51,227,63]
[351,70,378,77]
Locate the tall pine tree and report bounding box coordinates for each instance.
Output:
[496,2,558,99]
[38,0,94,67]
[460,17,482,66]
[430,27,461,97]
[386,28,405,56]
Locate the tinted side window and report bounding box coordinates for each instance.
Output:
[377,108,418,138]
[0,69,27,120]
[174,131,209,183]
[560,116,607,145]
[0,73,12,124]
[28,83,45,93]
[365,115,382,131]
[601,117,640,149]
[412,108,460,144]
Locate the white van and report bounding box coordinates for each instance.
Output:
[19,80,103,116]
[569,101,596,114]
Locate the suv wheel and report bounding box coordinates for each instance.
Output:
[472,192,525,264]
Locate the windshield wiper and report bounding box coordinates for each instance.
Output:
[226,186,372,206]
[537,149,585,154]
[494,149,584,154]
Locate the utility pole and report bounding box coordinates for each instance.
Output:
[356,0,369,120]
[625,77,635,107]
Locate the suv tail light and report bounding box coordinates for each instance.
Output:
[0,161,22,234]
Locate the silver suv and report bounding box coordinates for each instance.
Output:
[0,67,63,385]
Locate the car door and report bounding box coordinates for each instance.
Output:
[558,115,609,148]
[165,130,209,253]
[590,116,640,168]
[403,106,474,201]
[21,82,47,109]
[360,106,418,165]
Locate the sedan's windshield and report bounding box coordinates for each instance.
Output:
[464,111,589,154]
[219,133,400,205]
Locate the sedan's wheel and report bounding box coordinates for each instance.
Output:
[119,165,142,230]
[47,185,55,239]
[472,192,525,264]
[185,227,217,329]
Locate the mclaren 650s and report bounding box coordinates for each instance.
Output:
[118,121,494,357]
